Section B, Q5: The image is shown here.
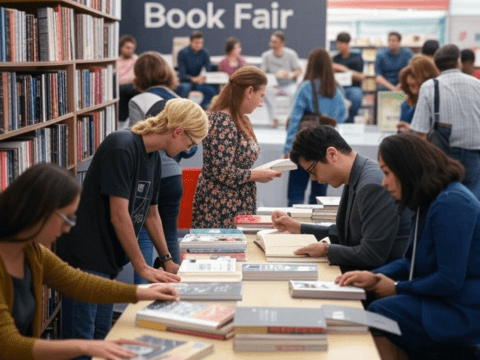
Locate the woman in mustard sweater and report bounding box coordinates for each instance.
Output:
[0,163,179,360]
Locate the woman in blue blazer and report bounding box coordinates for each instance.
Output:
[336,133,480,359]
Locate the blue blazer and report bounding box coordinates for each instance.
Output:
[373,182,480,345]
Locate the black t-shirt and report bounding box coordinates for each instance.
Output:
[57,130,162,276]
[332,52,364,87]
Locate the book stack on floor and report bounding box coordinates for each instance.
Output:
[257,207,313,223]
[289,281,366,300]
[255,231,328,263]
[171,282,243,301]
[242,263,318,281]
[122,334,214,360]
[233,306,328,351]
[234,215,274,233]
[314,197,341,222]
[136,301,236,340]
[177,258,242,282]
[180,229,247,262]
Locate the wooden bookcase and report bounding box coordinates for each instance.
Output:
[0,0,121,337]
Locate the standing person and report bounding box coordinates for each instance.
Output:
[332,32,365,123]
[261,31,302,128]
[421,39,440,59]
[273,125,411,272]
[336,133,480,360]
[218,37,248,77]
[57,99,208,354]
[410,44,480,199]
[396,55,439,132]
[0,163,179,360]
[284,48,347,207]
[118,34,140,122]
[176,31,218,110]
[191,66,282,229]
[461,48,476,76]
[128,52,194,283]
[375,32,414,90]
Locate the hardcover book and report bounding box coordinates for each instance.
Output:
[234,214,274,233]
[242,263,318,281]
[254,158,297,171]
[289,281,366,300]
[179,233,246,251]
[171,282,243,301]
[177,258,242,282]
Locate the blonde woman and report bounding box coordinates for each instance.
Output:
[56,98,208,353]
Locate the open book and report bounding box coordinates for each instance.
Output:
[254,158,297,171]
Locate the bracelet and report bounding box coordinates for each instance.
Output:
[159,253,172,262]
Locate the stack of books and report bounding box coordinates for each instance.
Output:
[254,231,328,263]
[233,306,328,351]
[177,258,242,282]
[313,196,341,222]
[242,263,318,281]
[256,207,313,223]
[180,229,247,262]
[136,301,236,340]
[234,215,274,233]
[171,282,243,301]
[289,280,366,300]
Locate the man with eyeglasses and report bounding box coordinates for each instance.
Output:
[272,125,411,272]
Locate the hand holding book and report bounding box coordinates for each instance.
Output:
[271,211,302,233]
[250,169,282,183]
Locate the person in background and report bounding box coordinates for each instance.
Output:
[0,163,179,360]
[337,133,480,360]
[375,32,414,90]
[118,34,140,123]
[284,48,347,207]
[176,31,218,110]
[461,48,476,76]
[273,125,411,272]
[411,44,480,199]
[57,99,208,356]
[332,32,365,123]
[261,31,302,128]
[128,52,196,283]
[218,37,248,77]
[192,66,282,229]
[421,39,440,59]
[396,55,439,132]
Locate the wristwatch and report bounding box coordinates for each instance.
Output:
[159,253,172,262]
[394,281,399,293]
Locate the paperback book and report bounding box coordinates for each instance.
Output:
[242,263,318,281]
[171,282,243,301]
[254,158,297,171]
[179,233,247,251]
[177,258,242,282]
[234,215,274,233]
[289,280,366,300]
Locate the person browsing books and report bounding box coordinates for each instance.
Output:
[192,66,282,229]
[272,125,411,272]
[0,163,179,360]
[56,99,208,355]
[336,133,480,359]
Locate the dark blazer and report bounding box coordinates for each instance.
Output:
[301,154,411,269]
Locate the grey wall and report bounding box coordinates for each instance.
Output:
[120,1,327,58]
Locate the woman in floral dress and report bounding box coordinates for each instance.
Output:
[192,66,282,228]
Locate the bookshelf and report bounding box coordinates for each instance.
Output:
[0,0,121,337]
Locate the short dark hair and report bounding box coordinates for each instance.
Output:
[434,44,460,72]
[119,34,136,49]
[290,125,353,165]
[190,31,204,41]
[388,32,401,41]
[378,133,464,212]
[461,49,475,63]
[225,37,240,55]
[336,32,351,44]
[0,163,82,243]
[421,40,440,56]
[272,31,286,43]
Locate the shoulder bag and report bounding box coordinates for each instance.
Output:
[427,79,452,154]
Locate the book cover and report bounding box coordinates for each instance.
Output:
[234,215,272,226]
[178,258,242,282]
[254,158,297,171]
[190,228,244,235]
[242,263,318,281]
[181,252,247,262]
[180,233,246,251]
[289,281,366,300]
[171,282,243,301]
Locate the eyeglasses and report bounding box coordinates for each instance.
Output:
[184,130,198,150]
[305,158,320,174]
[55,210,77,227]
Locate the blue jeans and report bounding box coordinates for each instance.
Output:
[344,86,363,123]
[176,82,218,109]
[287,167,327,207]
[134,175,183,284]
[61,270,114,360]
[448,147,480,200]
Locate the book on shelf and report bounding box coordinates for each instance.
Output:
[254,232,328,263]
[234,214,274,233]
[171,282,243,301]
[121,334,214,360]
[362,48,377,62]
[322,305,401,335]
[289,280,366,300]
[362,77,377,91]
[254,158,297,171]
[242,263,318,281]
[136,301,235,340]
[179,233,246,251]
[177,258,242,282]
[181,252,247,262]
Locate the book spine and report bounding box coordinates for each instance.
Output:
[0,8,5,62]
[37,8,49,61]
[136,320,230,340]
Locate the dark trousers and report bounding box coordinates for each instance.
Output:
[448,147,480,200]
[287,167,327,207]
[176,82,218,109]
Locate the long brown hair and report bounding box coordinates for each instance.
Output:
[399,66,418,104]
[410,55,440,86]
[209,66,266,141]
[303,48,336,98]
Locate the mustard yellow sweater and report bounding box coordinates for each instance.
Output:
[0,243,138,360]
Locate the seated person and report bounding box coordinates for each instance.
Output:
[118,34,140,122]
[337,133,480,359]
[175,31,218,109]
[218,37,247,77]
[272,125,411,271]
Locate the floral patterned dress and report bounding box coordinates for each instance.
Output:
[192,112,260,228]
